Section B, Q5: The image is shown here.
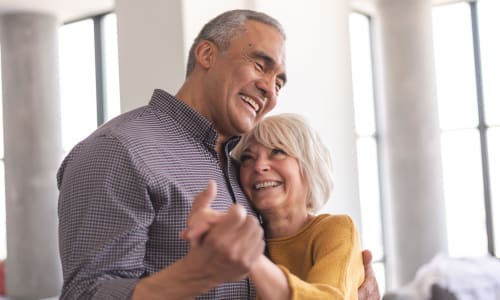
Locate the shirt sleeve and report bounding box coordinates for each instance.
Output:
[279,215,365,300]
[57,135,155,299]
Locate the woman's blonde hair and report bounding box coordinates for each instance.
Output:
[231,113,334,212]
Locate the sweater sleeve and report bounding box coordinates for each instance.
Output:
[278,215,365,300]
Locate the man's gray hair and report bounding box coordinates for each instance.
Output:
[185,9,286,77]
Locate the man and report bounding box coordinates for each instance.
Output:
[57,9,380,299]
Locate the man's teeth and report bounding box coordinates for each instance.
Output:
[241,95,260,112]
[255,181,280,190]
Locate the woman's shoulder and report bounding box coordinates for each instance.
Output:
[315,214,356,229]
[311,214,359,242]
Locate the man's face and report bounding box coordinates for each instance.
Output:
[204,20,287,141]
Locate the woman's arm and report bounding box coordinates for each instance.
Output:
[248,255,291,300]
[267,215,365,300]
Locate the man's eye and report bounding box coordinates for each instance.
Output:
[255,62,264,71]
[275,82,282,93]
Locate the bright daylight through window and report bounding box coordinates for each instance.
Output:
[433,0,499,258]
[349,12,386,293]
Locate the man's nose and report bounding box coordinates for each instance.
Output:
[256,76,276,100]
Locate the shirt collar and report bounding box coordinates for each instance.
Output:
[148,89,241,151]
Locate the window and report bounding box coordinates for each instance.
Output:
[59,19,98,151]
[101,14,121,120]
[433,0,499,257]
[349,12,386,293]
[59,13,120,152]
[478,0,500,256]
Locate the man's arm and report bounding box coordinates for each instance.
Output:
[58,137,153,299]
[358,249,381,300]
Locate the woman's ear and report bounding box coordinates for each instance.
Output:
[194,40,217,70]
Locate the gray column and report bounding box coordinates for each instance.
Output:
[0,13,63,299]
[375,0,448,288]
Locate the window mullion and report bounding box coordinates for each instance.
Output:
[93,15,105,126]
[470,1,495,256]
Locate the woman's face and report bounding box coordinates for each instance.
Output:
[238,139,308,214]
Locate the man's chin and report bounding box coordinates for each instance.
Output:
[233,119,258,135]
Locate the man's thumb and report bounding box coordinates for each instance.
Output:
[192,180,217,211]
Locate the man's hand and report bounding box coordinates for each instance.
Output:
[358,249,381,300]
[133,181,264,299]
[183,180,264,283]
[180,180,223,245]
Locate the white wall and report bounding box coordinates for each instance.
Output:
[253,0,361,224]
[115,0,186,112]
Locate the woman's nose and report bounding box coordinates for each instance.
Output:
[254,157,270,172]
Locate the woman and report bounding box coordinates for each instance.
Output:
[231,113,364,299]
[183,113,365,299]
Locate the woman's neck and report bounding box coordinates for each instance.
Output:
[262,209,314,239]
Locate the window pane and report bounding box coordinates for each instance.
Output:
[350,13,376,136]
[102,13,121,120]
[350,12,385,291]
[373,262,386,296]
[59,20,98,151]
[357,138,384,260]
[441,129,488,257]
[477,0,500,126]
[488,127,500,257]
[433,3,479,130]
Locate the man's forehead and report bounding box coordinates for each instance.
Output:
[238,22,286,64]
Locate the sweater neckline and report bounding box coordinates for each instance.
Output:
[266,214,329,243]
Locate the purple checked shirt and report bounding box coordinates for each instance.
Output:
[57,89,257,299]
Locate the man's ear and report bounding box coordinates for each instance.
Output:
[195,40,217,70]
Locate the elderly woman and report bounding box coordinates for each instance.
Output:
[183,113,367,299]
[230,113,364,300]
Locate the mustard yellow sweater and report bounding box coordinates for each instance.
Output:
[266,214,364,300]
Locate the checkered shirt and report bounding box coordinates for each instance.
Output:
[57,89,257,299]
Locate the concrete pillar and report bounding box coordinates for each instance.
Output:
[0,13,63,299]
[374,0,448,288]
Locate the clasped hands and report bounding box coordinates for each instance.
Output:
[180,180,264,283]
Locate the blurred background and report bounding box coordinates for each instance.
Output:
[0,0,498,298]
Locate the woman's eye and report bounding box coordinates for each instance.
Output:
[240,154,252,162]
[271,148,286,155]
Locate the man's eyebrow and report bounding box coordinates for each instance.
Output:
[251,51,287,85]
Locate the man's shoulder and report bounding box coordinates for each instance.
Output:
[88,103,188,149]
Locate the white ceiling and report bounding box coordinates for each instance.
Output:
[0,0,114,22]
